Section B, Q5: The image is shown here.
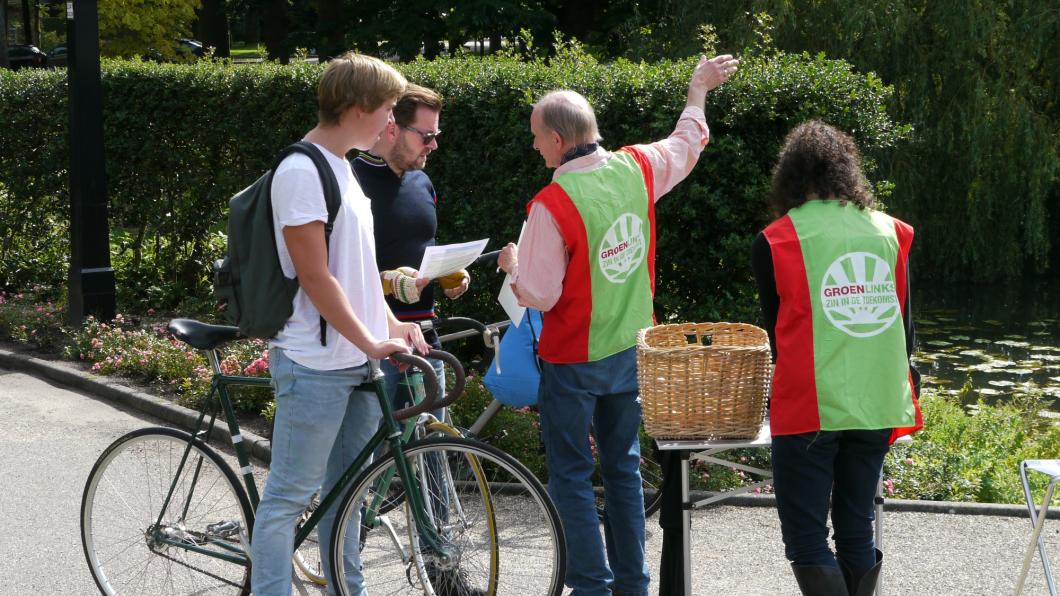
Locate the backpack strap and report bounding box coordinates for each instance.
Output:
[273,141,344,346]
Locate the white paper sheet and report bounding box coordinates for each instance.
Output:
[497,222,527,326]
[417,238,489,279]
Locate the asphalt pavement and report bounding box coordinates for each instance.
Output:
[1,349,1059,595]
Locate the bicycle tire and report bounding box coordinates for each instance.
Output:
[331,437,566,596]
[374,420,464,516]
[292,419,458,590]
[293,493,327,586]
[81,427,254,595]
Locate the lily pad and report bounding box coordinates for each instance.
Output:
[925,340,953,347]
[1030,354,1060,362]
[950,335,972,341]
[995,340,1031,348]
[988,380,1016,387]
[983,320,1004,326]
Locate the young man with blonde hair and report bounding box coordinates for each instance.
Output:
[251,52,430,595]
[499,54,739,596]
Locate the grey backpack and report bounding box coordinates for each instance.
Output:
[213,142,342,344]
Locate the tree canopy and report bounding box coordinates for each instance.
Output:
[98,0,202,60]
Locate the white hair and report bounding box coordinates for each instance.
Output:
[534,90,602,145]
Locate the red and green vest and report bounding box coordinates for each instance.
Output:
[763,200,922,441]
[527,147,657,363]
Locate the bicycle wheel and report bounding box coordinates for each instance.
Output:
[592,431,664,519]
[331,437,565,596]
[373,419,465,517]
[81,427,254,594]
[293,492,327,585]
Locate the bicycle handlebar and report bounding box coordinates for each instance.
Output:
[472,249,501,269]
[434,316,508,374]
[388,349,466,421]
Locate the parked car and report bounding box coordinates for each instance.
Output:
[142,39,207,63]
[178,38,206,58]
[47,45,67,68]
[4,44,48,70]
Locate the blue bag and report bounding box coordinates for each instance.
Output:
[483,309,543,407]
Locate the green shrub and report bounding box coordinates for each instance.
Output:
[0,51,904,322]
[885,383,1060,504]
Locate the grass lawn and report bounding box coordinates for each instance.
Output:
[230,42,265,60]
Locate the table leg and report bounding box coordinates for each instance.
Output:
[682,451,692,596]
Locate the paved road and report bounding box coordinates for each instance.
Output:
[2,366,1059,595]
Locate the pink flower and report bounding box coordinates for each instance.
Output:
[91,363,102,371]
[147,308,156,315]
[883,479,895,496]
[904,458,914,466]
[36,306,44,313]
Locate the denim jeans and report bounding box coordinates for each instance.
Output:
[378,335,451,545]
[539,347,650,596]
[251,347,382,596]
[771,429,892,577]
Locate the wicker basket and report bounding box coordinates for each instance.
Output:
[637,322,772,440]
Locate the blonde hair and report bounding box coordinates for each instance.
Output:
[534,90,602,145]
[318,53,407,126]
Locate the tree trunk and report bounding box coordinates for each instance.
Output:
[316,0,343,62]
[262,0,289,64]
[196,0,230,58]
[489,33,501,54]
[0,2,9,69]
[20,0,32,45]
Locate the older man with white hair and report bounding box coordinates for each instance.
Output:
[498,54,739,596]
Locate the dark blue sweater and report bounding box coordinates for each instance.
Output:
[352,151,438,321]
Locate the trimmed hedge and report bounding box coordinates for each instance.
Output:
[0,51,905,323]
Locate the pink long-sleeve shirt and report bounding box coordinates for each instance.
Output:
[511,106,710,311]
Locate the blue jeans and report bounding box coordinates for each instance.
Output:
[251,347,382,596]
[379,351,451,537]
[539,347,650,596]
[771,429,891,577]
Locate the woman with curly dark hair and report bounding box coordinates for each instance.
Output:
[751,121,922,595]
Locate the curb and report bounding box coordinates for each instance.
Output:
[1,345,1052,520]
[689,493,1053,519]
[0,346,272,464]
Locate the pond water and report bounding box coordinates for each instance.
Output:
[913,278,1060,410]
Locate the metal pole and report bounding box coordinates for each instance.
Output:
[66,0,115,324]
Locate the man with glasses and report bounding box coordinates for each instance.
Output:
[352,83,479,596]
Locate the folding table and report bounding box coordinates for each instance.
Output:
[656,421,904,596]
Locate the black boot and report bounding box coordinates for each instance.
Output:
[840,549,884,596]
[791,563,848,596]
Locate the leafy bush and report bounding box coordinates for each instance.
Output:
[0,51,904,323]
[885,383,1060,504]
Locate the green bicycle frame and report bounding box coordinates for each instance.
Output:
[150,348,448,567]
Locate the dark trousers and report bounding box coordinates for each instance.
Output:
[772,429,891,577]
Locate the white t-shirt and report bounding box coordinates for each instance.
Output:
[269,143,388,370]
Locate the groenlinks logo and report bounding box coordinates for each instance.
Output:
[820,251,900,337]
[597,213,646,283]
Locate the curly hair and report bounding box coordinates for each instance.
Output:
[768,120,875,216]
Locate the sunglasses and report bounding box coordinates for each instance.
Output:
[401,124,441,145]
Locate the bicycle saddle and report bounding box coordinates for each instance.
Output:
[167,318,244,351]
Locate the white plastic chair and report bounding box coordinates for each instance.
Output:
[1015,459,1060,596]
